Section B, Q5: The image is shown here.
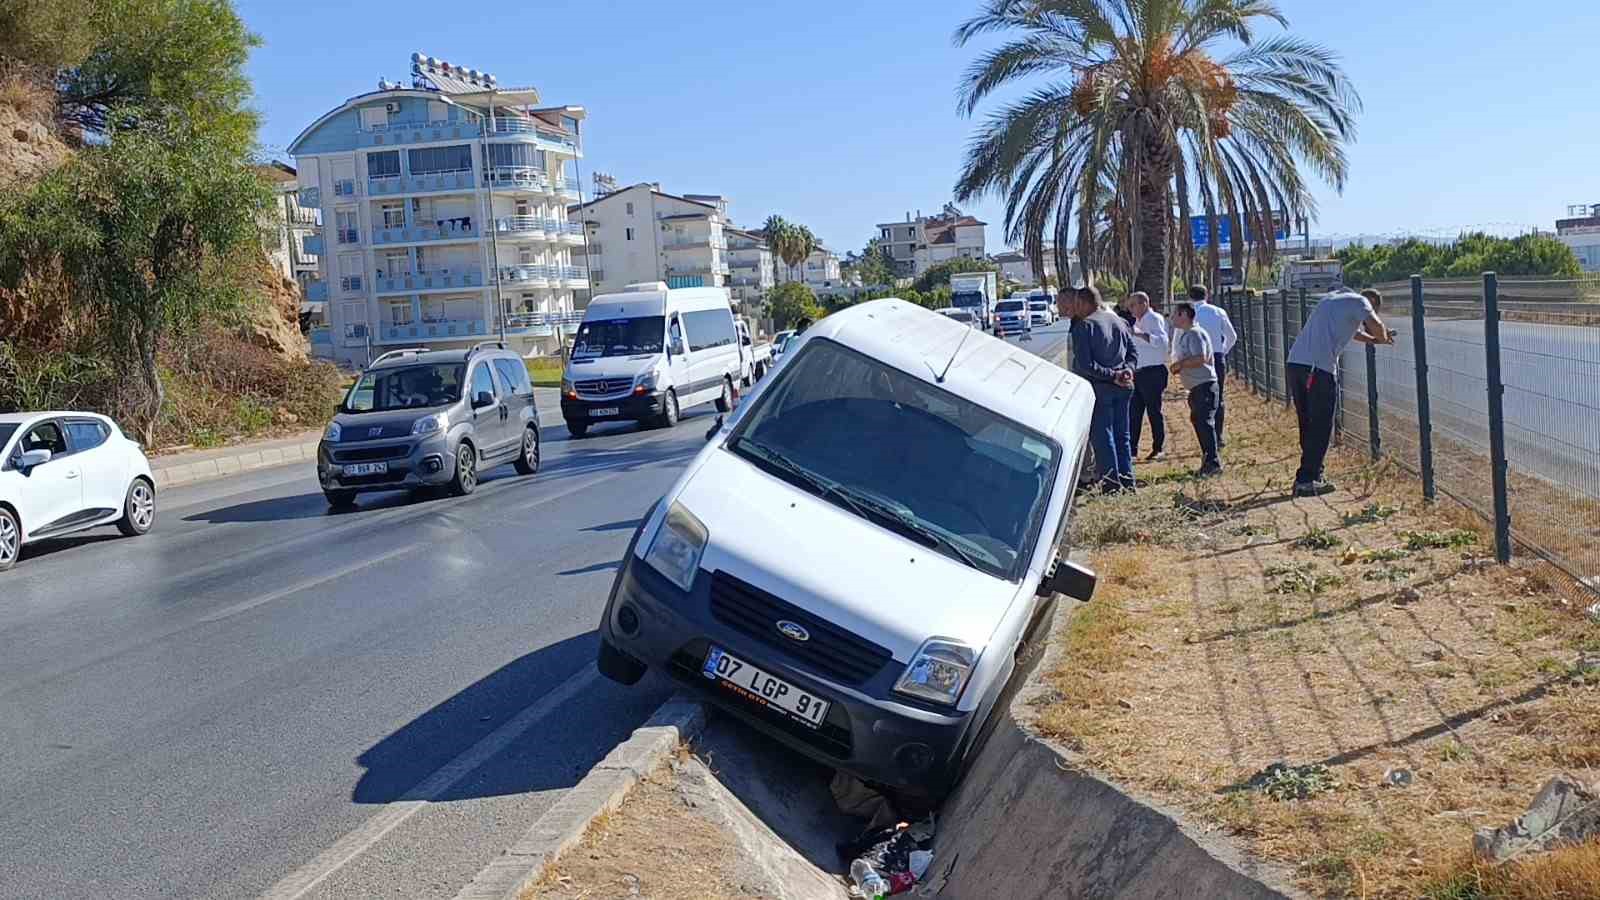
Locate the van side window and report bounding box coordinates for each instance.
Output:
[683,309,736,352]
[492,358,531,396]
[668,316,684,352]
[470,363,497,402]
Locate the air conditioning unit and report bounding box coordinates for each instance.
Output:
[385,102,401,113]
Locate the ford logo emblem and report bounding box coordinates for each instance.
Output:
[776,620,810,642]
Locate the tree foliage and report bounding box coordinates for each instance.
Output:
[912,257,997,293]
[766,282,822,329]
[845,237,895,287]
[1336,233,1581,287]
[953,0,1361,306]
[761,215,821,283]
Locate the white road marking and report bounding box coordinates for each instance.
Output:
[194,543,421,625]
[260,663,601,900]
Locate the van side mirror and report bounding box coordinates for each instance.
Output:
[474,391,495,409]
[1038,559,1096,602]
[19,448,51,470]
[671,338,686,356]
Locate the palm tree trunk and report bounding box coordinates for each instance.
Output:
[1133,133,1176,306]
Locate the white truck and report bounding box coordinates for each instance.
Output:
[949,271,999,329]
[1280,259,1344,295]
[735,318,773,387]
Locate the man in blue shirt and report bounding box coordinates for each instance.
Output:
[1286,288,1395,496]
[1061,285,1138,492]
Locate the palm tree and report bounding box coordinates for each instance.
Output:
[953,0,1359,304]
[790,225,819,283]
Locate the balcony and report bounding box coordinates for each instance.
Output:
[499,264,557,286]
[306,280,328,302]
[562,265,589,284]
[374,268,486,295]
[729,257,760,269]
[729,276,766,287]
[372,220,479,245]
[487,118,580,154]
[503,311,585,337]
[378,318,488,342]
[663,237,727,251]
[367,171,476,196]
[302,234,325,256]
[484,166,549,193]
[298,186,321,207]
[361,119,476,148]
[494,215,549,239]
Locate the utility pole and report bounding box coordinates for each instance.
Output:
[483,96,506,345]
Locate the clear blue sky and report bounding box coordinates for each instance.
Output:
[239,0,1600,254]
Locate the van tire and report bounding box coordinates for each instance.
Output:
[597,638,647,685]
[657,389,679,428]
[513,426,541,475]
[566,420,589,439]
[714,377,733,413]
[450,442,478,496]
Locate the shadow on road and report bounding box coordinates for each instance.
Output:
[18,531,125,562]
[582,518,643,533]
[557,559,621,576]
[351,631,602,804]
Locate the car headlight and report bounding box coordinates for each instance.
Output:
[324,421,342,442]
[642,501,708,592]
[894,639,976,706]
[636,368,661,390]
[561,378,576,398]
[411,413,447,436]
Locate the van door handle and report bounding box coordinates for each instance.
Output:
[65,469,80,479]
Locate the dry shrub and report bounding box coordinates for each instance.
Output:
[157,326,342,448]
[1424,840,1600,900]
[0,66,54,125]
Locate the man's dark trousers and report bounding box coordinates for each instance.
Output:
[1089,382,1135,489]
[1212,352,1229,446]
[1187,381,1221,470]
[1130,365,1168,455]
[1288,363,1337,485]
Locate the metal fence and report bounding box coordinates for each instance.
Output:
[1219,276,1600,596]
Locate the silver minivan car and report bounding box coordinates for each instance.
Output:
[317,342,541,507]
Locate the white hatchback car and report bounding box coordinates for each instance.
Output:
[595,299,1096,799]
[0,412,156,571]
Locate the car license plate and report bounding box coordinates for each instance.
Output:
[343,462,388,476]
[589,407,619,417]
[701,646,828,728]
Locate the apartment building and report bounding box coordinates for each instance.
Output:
[993,244,1063,287]
[256,162,321,303]
[724,226,774,308]
[1557,203,1600,272]
[773,245,843,290]
[571,184,732,298]
[288,54,586,366]
[875,204,988,277]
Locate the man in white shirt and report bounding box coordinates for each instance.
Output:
[1188,285,1237,448]
[1124,292,1170,460]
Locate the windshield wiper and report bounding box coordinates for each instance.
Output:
[732,438,840,498]
[830,485,987,572]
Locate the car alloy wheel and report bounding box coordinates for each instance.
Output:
[0,510,18,570]
[515,427,541,475]
[454,444,477,495]
[131,482,155,530]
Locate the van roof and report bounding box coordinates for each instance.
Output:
[801,299,1089,439]
[583,285,732,321]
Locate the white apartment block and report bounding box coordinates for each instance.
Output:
[289,54,586,366]
[257,162,322,304]
[724,226,774,309]
[773,245,843,290]
[994,245,1061,287]
[572,184,733,298]
[876,205,988,277]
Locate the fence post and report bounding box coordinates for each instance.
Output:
[1264,293,1276,399]
[1482,271,1513,564]
[1298,287,1309,331]
[1410,275,1437,501]
[1244,291,1257,394]
[1280,289,1293,406]
[1365,342,1380,460]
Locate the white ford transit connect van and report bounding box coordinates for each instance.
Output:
[594,299,1097,799]
[560,283,744,437]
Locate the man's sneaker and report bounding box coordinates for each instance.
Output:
[1146,449,1166,461]
[1293,480,1337,497]
[1197,464,1224,478]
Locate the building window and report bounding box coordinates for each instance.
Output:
[428,100,448,123]
[335,209,359,244]
[487,143,544,170]
[406,144,472,175]
[341,302,367,342]
[378,202,405,230]
[368,150,401,178]
[625,227,634,241]
[359,106,389,130]
[625,202,634,215]
[386,301,413,325]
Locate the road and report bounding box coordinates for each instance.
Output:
[0,320,1075,900]
[0,409,714,899]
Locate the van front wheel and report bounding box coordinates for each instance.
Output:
[714,377,733,413]
[657,389,679,428]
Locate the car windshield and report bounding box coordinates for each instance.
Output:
[345,363,464,412]
[947,311,973,322]
[996,300,1025,312]
[1028,300,1049,309]
[573,316,665,358]
[728,338,1058,581]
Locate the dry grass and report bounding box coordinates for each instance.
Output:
[1424,840,1600,899]
[1035,387,1600,899]
[0,69,54,125]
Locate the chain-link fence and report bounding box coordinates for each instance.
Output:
[1220,277,1600,597]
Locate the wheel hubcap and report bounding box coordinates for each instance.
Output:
[524,431,539,468]
[131,484,154,528]
[0,516,16,562]
[461,450,475,487]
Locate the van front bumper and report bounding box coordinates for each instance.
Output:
[560,391,665,423]
[599,553,980,795]
[316,433,458,492]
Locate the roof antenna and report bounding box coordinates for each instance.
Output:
[931,324,974,383]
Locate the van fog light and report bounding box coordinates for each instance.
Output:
[616,604,640,636]
[894,742,934,773]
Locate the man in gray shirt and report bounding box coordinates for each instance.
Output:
[1168,302,1221,476]
[1286,288,1395,496]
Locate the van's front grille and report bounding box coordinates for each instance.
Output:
[333,444,411,463]
[708,571,893,685]
[575,378,632,396]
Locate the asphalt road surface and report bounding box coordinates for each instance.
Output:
[0,324,1075,900]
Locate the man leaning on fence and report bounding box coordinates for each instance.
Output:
[1061,285,1138,492]
[1286,287,1395,497]
[1189,285,1238,449]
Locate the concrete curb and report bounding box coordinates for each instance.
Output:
[150,435,322,489]
[453,693,707,900]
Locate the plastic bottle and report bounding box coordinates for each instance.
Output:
[850,858,890,899]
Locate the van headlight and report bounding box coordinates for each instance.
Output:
[636,367,662,391]
[324,421,342,442]
[411,413,448,436]
[642,501,708,592]
[894,639,976,706]
[562,377,576,399]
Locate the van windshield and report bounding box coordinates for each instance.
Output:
[573,316,665,358]
[345,363,464,412]
[996,300,1025,312]
[727,339,1058,581]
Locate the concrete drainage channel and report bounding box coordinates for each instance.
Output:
[460,607,1303,900]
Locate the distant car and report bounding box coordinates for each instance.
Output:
[1026,297,1054,327]
[994,299,1031,337]
[771,329,798,361]
[0,412,156,572]
[935,307,979,328]
[318,342,541,508]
